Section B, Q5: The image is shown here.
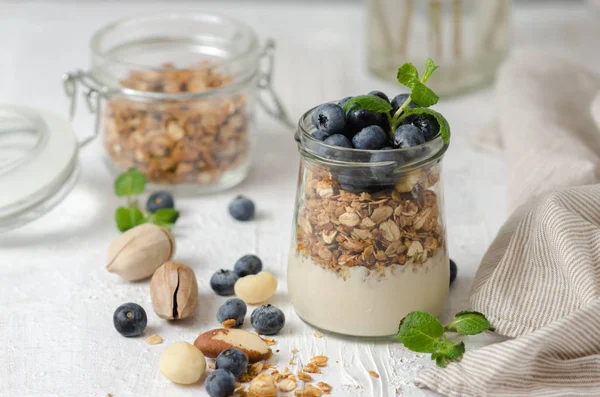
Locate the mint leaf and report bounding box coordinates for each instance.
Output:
[410,81,439,108]
[401,108,450,144]
[114,168,146,197]
[398,312,444,353]
[396,63,420,88]
[435,356,446,368]
[115,207,145,232]
[153,208,180,224]
[421,59,440,83]
[433,340,465,368]
[342,95,392,114]
[446,311,494,335]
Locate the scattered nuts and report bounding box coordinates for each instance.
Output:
[194,328,272,363]
[150,261,198,320]
[234,271,277,304]
[146,334,163,345]
[248,373,277,397]
[159,341,206,384]
[106,223,175,281]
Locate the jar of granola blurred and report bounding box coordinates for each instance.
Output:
[367,0,511,97]
[64,13,291,192]
[288,106,450,338]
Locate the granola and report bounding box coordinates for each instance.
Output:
[295,166,443,276]
[103,62,249,185]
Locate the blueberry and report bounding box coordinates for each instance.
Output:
[337,168,376,193]
[450,259,458,286]
[313,103,346,135]
[370,148,401,183]
[338,96,352,107]
[250,304,286,335]
[312,129,329,141]
[113,303,147,337]
[215,348,249,379]
[346,108,387,134]
[210,269,239,296]
[368,90,389,102]
[391,94,418,113]
[146,191,174,214]
[323,134,352,148]
[217,298,247,327]
[352,125,389,150]
[234,254,263,277]
[205,369,236,397]
[228,195,255,221]
[410,114,440,141]
[393,124,425,148]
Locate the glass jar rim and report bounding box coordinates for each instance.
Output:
[89,12,260,96]
[296,103,450,169]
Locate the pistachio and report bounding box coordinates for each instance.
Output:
[106,223,175,281]
[150,261,198,320]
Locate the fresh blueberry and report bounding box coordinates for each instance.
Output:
[368,90,389,102]
[391,93,418,113]
[312,129,329,141]
[393,124,425,148]
[352,125,389,150]
[215,348,249,379]
[323,134,352,148]
[228,195,255,221]
[346,108,387,134]
[210,269,239,296]
[217,298,247,328]
[337,168,375,193]
[313,103,346,135]
[146,191,174,214]
[205,369,237,397]
[450,259,458,286]
[251,304,286,335]
[410,114,440,141]
[234,254,263,277]
[113,303,147,337]
[338,96,352,107]
[370,148,400,183]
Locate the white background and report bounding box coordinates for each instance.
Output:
[1,1,599,396]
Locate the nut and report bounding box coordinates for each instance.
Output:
[158,341,206,384]
[234,271,277,304]
[106,223,175,281]
[150,261,198,320]
[248,373,277,397]
[194,328,272,363]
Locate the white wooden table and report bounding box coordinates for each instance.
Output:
[1,1,599,396]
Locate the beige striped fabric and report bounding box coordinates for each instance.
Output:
[416,50,600,396]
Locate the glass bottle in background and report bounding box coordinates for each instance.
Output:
[367,0,511,97]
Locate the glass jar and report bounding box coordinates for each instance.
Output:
[64,13,291,192]
[367,0,511,97]
[288,106,450,338]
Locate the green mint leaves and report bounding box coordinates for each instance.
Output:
[113,168,180,232]
[338,59,449,144]
[398,311,493,368]
[341,95,392,114]
[445,311,495,335]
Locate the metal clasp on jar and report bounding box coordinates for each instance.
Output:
[62,39,293,146]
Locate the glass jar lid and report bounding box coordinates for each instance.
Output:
[0,105,79,232]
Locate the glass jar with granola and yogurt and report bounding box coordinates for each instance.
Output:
[288,103,450,338]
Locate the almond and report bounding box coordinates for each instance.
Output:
[194,328,272,363]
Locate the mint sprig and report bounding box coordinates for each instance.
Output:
[113,168,180,232]
[337,58,449,144]
[398,311,493,368]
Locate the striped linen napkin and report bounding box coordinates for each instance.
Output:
[415,50,600,396]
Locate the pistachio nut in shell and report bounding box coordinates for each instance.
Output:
[150,261,198,320]
[106,223,175,281]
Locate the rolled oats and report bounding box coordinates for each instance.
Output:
[278,378,297,392]
[297,371,312,382]
[103,62,249,185]
[316,382,332,394]
[310,355,328,367]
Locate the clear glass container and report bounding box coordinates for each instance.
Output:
[65,13,291,192]
[288,105,450,338]
[367,0,511,97]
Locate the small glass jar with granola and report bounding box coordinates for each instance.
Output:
[64,13,290,192]
[288,61,451,337]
